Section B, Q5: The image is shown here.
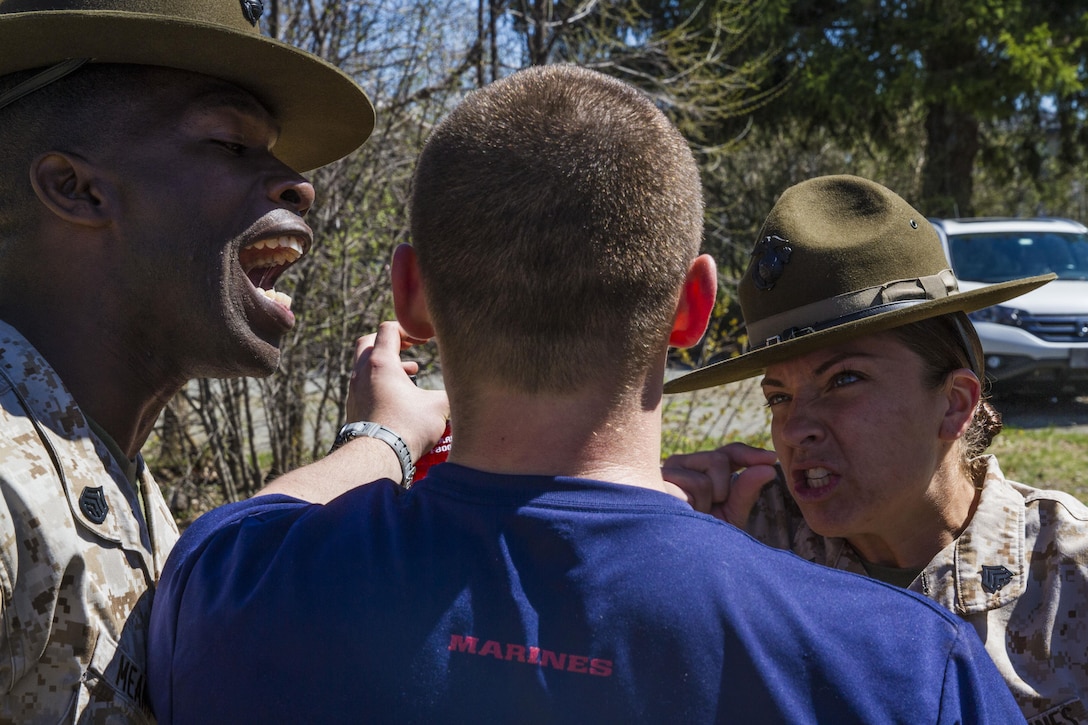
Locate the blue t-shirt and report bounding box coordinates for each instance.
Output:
[148,463,1019,724]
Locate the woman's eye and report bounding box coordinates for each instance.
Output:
[830,370,862,388]
[763,392,789,407]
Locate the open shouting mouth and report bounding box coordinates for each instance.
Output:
[238,235,308,310]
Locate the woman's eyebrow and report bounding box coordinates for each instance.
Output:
[761,350,879,388]
[813,350,877,376]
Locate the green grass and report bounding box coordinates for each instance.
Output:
[989,427,1088,504]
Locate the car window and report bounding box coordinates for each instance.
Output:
[948,231,1088,282]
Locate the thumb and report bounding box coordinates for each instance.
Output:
[722,463,780,525]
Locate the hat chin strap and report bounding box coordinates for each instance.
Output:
[748,269,959,350]
[949,311,985,377]
[0,58,91,112]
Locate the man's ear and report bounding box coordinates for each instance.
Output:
[669,254,717,348]
[391,243,435,340]
[29,152,112,228]
[939,368,982,441]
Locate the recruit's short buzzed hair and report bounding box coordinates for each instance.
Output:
[410,64,705,394]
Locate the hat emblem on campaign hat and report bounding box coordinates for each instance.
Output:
[239,0,263,25]
[663,174,1057,394]
[752,235,792,291]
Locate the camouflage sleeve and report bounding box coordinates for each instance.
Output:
[1013,484,1088,716]
[743,476,806,551]
[0,467,53,699]
[0,496,13,691]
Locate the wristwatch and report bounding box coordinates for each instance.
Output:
[331,421,415,489]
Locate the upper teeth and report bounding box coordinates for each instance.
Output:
[239,236,305,310]
[805,467,831,488]
[243,236,305,268]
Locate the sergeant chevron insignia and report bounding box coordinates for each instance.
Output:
[980,564,1013,594]
[79,486,109,524]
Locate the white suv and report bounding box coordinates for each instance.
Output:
[930,217,1088,397]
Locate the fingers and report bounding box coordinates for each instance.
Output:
[351,328,421,378]
[725,462,779,525]
[661,442,780,526]
[350,322,427,367]
[345,322,450,460]
[662,449,736,514]
[712,441,779,469]
[351,321,401,366]
[347,323,405,422]
[350,332,377,369]
[395,321,431,350]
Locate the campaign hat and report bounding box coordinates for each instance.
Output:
[665,175,1054,393]
[0,0,374,171]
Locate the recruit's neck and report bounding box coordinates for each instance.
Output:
[446,380,672,494]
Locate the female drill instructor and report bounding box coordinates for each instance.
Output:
[663,175,1088,721]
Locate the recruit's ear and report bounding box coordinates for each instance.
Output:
[939,368,983,441]
[29,152,113,228]
[669,254,717,348]
[390,243,435,340]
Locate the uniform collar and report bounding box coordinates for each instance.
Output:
[914,456,1025,614]
[0,320,157,569]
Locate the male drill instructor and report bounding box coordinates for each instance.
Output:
[0,0,396,720]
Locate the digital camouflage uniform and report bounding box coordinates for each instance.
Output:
[0,321,179,723]
[746,454,1088,723]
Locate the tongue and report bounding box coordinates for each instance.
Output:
[250,266,278,289]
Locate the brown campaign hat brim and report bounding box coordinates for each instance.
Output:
[664,273,1054,394]
[0,10,374,171]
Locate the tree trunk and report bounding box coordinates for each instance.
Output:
[921,100,979,217]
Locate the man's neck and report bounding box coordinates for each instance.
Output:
[2,311,183,459]
[445,382,673,494]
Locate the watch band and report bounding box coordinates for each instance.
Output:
[331,421,416,489]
